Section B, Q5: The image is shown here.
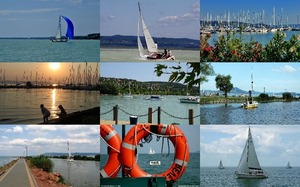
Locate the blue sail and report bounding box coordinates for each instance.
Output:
[62,15,74,39]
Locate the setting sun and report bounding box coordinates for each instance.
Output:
[49,63,60,71]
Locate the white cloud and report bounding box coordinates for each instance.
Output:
[271,65,297,73]
[5,126,23,133]
[2,136,8,140]
[158,2,199,26]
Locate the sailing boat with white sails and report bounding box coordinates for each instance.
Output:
[235,128,267,179]
[218,160,225,169]
[51,15,74,42]
[148,147,155,154]
[137,1,175,60]
[286,162,292,169]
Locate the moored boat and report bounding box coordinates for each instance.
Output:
[179,96,200,104]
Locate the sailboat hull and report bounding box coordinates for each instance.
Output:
[235,172,268,179]
[51,38,68,42]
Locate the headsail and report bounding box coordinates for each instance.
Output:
[137,16,146,58]
[62,16,74,40]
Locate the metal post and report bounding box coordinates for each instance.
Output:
[157,106,161,124]
[113,105,118,124]
[148,107,152,123]
[189,109,193,125]
[122,125,126,177]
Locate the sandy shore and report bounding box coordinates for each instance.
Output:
[40,107,99,124]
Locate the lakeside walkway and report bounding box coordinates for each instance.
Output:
[0,158,37,187]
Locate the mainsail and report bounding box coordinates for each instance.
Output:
[51,15,74,42]
[137,1,158,55]
[218,160,225,169]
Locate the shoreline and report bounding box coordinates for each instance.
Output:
[40,107,99,124]
[0,158,19,177]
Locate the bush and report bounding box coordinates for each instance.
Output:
[30,155,53,172]
[200,32,300,62]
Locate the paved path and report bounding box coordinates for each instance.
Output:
[0,158,37,187]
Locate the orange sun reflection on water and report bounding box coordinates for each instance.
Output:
[51,89,57,118]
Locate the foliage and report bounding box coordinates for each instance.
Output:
[154,62,200,92]
[30,155,53,172]
[200,32,300,62]
[215,74,233,97]
[282,92,293,101]
[259,93,269,101]
[200,62,215,85]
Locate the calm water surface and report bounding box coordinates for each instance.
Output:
[100,153,200,186]
[0,88,100,124]
[51,158,100,187]
[100,48,200,62]
[0,156,17,167]
[201,167,300,187]
[0,39,99,62]
[208,31,300,46]
[200,102,300,125]
[100,95,200,125]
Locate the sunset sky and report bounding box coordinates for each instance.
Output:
[0,62,99,84]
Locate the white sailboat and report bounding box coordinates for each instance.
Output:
[286,162,292,169]
[241,68,258,109]
[218,160,225,169]
[235,128,267,179]
[137,1,175,60]
[51,15,74,42]
[67,141,74,162]
[148,147,155,154]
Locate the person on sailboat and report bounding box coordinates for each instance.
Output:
[57,105,67,118]
[40,104,51,123]
[162,49,167,58]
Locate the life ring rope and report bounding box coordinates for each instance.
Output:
[100,130,120,153]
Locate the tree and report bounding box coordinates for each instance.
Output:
[200,62,215,84]
[282,92,293,101]
[259,93,269,102]
[154,62,200,91]
[215,74,233,106]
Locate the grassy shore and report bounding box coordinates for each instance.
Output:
[201,96,299,105]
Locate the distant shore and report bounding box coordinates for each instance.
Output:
[0,84,99,91]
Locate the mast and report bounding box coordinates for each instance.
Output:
[55,15,62,39]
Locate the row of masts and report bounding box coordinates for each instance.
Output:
[0,63,99,86]
[200,7,300,34]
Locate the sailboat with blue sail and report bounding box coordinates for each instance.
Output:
[51,15,74,42]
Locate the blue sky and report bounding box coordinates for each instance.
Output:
[100,62,192,82]
[100,0,199,40]
[200,125,300,167]
[201,63,300,93]
[201,0,300,24]
[0,125,99,156]
[0,0,99,37]
[100,125,200,154]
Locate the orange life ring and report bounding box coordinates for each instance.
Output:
[119,124,189,182]
[100,125,122,178]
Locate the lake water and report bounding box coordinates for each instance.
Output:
[200,102,300,125]
[208,31,300,46]
[200,167,300,187]
[0,156,17,167]
[100,153,200,186]
[0,88,100,124]
[100,95,200,125]
[100,48,200,62]
[51,158,100,187]
[0,39,99,62]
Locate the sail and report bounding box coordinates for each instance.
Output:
[138,2,158,54]
[218,160,224,169]
[236,128,262,173]
[55,15,62,39]
[247,128,262,170]
[137,17,145,57]
[62,16,74,39]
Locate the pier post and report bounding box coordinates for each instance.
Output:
[113,105,118,124]
[157,106,161,124]
[189,109,193,125]
[148,107,152,123]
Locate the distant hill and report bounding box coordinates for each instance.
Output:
[100,35,199,49]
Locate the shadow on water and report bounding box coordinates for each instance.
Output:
[236,178,264,187]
